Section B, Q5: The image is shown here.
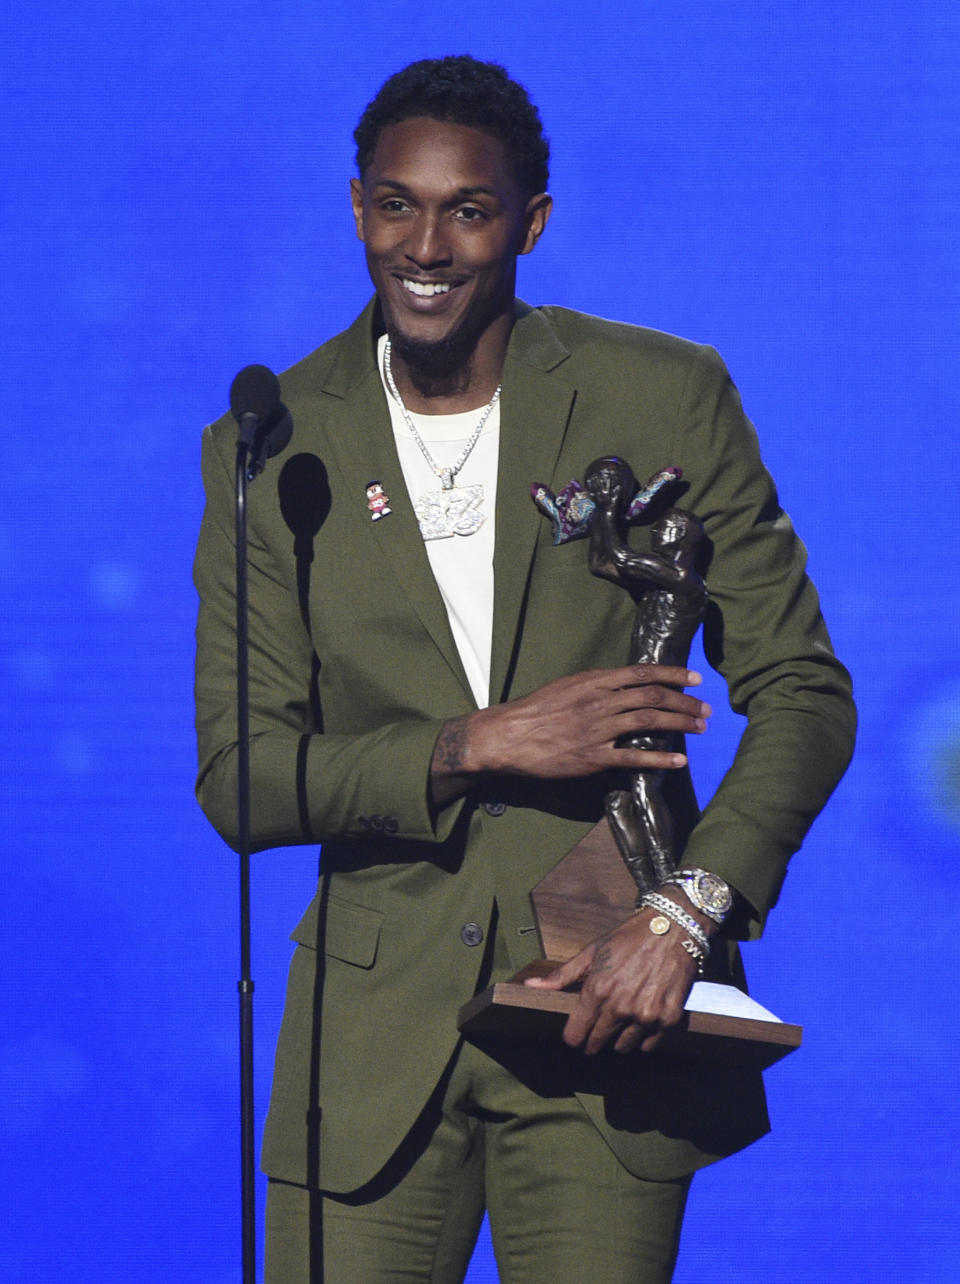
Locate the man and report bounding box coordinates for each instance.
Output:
[194,56,855,1282]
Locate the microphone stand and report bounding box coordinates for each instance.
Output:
[235,418,257,1283]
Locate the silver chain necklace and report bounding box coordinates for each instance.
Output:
[383,338,501,540]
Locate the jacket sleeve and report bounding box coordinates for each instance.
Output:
[673,344,856,937]
[193,421,465,853]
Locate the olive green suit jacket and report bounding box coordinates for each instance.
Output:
[194,300,855,1192]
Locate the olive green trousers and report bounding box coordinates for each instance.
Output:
[264,1024,690,1283]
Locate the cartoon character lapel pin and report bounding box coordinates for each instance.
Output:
[366,480,392,521]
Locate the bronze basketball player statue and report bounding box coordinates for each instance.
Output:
[583,456,707,894]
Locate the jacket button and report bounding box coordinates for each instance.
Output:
[482,801,507,817]
[460,922,484,947]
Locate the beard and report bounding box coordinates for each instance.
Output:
[389,318,479,398]
[385,304,487,395]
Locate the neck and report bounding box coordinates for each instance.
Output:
[387,311,513,413]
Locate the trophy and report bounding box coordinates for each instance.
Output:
[458,458,802,1069]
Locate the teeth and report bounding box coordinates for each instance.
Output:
[400,278,452,297]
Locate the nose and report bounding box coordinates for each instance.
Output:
[405,213,452,269]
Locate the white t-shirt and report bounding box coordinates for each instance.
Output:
[377,334,499,708]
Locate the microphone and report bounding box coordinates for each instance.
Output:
[229,364,293,479]
[231,364,280,445]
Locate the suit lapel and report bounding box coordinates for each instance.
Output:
[490,307,575,703]
[316,305,472,700]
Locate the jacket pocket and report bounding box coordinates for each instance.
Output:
[289,891,383,970]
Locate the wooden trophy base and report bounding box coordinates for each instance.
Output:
[457,821,802,1069]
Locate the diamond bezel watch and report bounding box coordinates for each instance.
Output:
[663,868,733,924]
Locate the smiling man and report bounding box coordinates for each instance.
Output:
[194,56,855,1282]
[350,115,551,407]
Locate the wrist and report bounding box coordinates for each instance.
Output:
[642,884,720,941]
[634,895,709,975]
[429,715,482,810]
[454,702,522,776]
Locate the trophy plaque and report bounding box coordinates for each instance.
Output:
[457,818,802,1070]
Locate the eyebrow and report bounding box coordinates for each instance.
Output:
[372,179,500,200]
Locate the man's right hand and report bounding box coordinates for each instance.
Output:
[429,664,709,806]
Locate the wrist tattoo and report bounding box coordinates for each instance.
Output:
[433,716,470,775]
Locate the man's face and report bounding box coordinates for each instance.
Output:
[350,117,550,359]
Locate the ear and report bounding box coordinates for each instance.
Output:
[518,193,553,256]
[349,177,366,242]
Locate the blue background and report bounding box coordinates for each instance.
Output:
[2,3,958,1279]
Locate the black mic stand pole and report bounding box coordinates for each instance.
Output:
[235,415,257,1283]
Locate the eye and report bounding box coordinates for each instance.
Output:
[381,198,412,214]
[454,205,487,222]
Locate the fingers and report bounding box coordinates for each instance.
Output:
[563,982,657,1055]
[585,668,711,729]
[556,670,711,729]
[556,920,696,1056]
[466,664,711,778]
[559,989,605,1051]
[623,682,709,711]
[605,679,711,765]
[523,954,587,991]
[610,675,711,721]
[607,664,704,691]
[613,1023,654,1055]
[568,998,675,1056]
[614,706,708,736]
[564,993,658,1056]
[577,1007,635,1056]
[525,941,597,993]
[542,664,706,705]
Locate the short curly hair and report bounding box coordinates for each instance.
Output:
[354,55,550,199]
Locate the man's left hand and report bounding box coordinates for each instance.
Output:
[524,904,712,1055]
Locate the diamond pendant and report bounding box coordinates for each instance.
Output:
[413,484,485,540]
